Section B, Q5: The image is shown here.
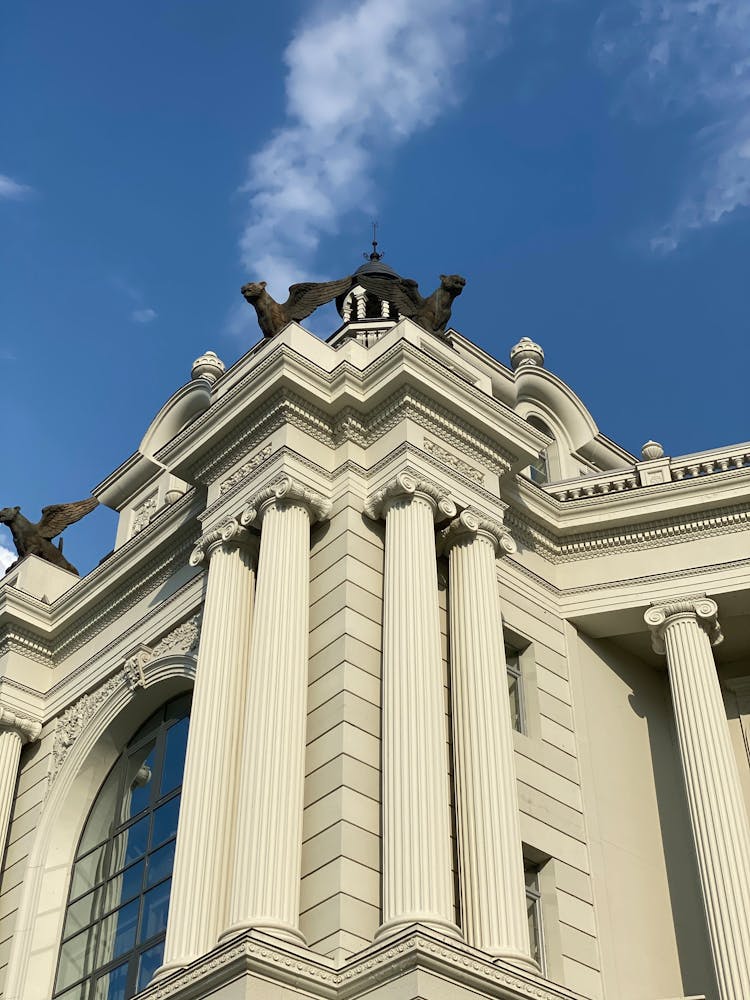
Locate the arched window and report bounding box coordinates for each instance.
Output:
[53,693,190,1000]
[526,415,555,484]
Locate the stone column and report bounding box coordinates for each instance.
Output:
[439,510,535,969]
[366,472,460,941]
[224,477,330,944]
[160,519,257,975]
[645,597,750,1000]
[0,708,41,865]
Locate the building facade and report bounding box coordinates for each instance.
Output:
[0,272,749,1000]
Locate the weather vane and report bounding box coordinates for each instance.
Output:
[364,221,384,262]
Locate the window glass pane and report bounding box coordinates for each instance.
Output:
[111,816,149,870]
[92,960,129,1000]
[97,899,139,968]
[65,885,103,940]
[152,796,180,847]
[101,860,145,915]
[137,940,165,992]
[123,742,156,820]
[160,717,188,795]
[507,671,522,732]
[139,879,172,944]
[57,926,95,992]
[77,760,126,858]
[146,840,175,889]
[527,893,541,966]
[70,844,107,900]
[56,985,87,1000]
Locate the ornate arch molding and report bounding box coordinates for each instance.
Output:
[4,653,196,1000]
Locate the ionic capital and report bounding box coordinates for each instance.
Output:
[644,596,722,654]
[189,518,255,567]
[438,509,517,557]
[0,705,42,744]
[365,471,456,523]
[239,476,331,527]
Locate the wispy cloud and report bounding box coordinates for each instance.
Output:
[0,174,33,200]
[0,544,15,573]
[238,0,505,303]
[595,0,750,251]
[131,307,157,325]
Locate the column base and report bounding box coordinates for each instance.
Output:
[218,918,307,947]
[489,948,540,974]
[151,957,189,983]
[375,915,462,943]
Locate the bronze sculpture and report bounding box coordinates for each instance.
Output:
[356,272,466,336]
[0,498,98,575]
[241,276,355,339]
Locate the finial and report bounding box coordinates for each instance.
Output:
[641,440,665,461]
[364,221,384,262]
[510,337,544,370]
[192,350,225,385]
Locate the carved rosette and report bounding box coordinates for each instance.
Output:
[189,518,254,567]
[644,596,722,654]
[365,471,456,523]
[239,476,331,528]
[438,509,516,557]
[0,705,42,744]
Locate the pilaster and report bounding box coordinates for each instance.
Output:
[366,472,459,941]
[160,518,258,975]
[439,511,534,969]
[645,596,750,1000]
[226,477,331,945]
[0,706,41,869]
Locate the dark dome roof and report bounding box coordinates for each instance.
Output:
[355,258,400,280]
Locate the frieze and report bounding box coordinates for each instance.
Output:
[423,438,484,484]
[219,443,274,495]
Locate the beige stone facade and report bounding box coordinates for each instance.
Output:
[0,310,748,1000]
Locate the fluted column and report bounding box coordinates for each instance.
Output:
[645,597,750,1000]
[0,708,41,866]
[366,472,460,941]
[224,477,330,944]
[439,510,535,969]
[160,519,257,975]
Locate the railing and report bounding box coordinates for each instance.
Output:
[543,443,750,501]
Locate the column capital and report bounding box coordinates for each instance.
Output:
[239,476,332,527]
[0,705,41,743]
[365,471,456,523]
[438,509,517,557]
[644,595,722,654]
[189,518,256,567]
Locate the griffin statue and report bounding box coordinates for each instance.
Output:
[241,276,355,339]
[0,498,99,575]
[356,272,466,336]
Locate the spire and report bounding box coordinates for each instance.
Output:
[364,221,384,262]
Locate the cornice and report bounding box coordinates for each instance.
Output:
[139,925,584,1000]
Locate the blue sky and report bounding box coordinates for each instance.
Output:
[2,0,749,575]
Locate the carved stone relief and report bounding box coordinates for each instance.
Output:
[220,443,273,495]
[131,494,158,537]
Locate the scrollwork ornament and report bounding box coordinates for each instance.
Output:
[438,508,517,557]
[189,518,252,566]
[0,704,41,743]
[240,476,331,526]
[644,595,722,653]
[365,471,457,522]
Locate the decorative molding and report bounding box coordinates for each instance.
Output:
[365,471,457,522]
[0,624,54,667]
[219,443,274,495]
[423,438,485,484]
[644,596,722,654]
[131,493,159,537]
[439,509,516,557]
[239,476,332,526]
[49,614,201,784]
[0,705,41,743]
[139,926,583,1000]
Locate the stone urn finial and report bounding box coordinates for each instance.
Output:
[192,351,225,385]
[510,337,544,370]
[641,440,664,461]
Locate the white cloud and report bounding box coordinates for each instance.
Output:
[238,0,504,301]
[596,0,750,250]
[0,174,33,200]
[131,307,157,324]
[0,544,15,573]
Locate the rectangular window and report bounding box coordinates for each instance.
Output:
[505,643,524,734]
[525,863,545,974]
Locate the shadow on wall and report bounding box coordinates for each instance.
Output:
[583,633,718,999]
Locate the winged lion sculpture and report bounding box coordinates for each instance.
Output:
[355,272,466,336]
[0,498,99,575]
[241,276,355,339]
